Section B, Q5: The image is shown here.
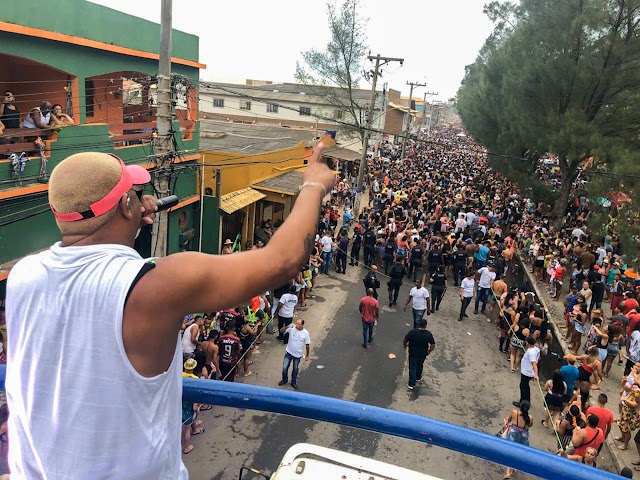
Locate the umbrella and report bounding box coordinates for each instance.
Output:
[607,190,632,205]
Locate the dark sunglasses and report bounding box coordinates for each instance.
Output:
[133,189,143,201]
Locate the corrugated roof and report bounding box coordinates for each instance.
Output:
[324,146,361,162]
[253,170,304,195]
[202,81,381,104]
[219,187,266,214]
[199,121,319,155]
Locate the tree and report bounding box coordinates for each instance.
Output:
[295,0,368,141]
[458,0,640,223]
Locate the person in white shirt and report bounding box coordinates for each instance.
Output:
[278,319,311,390]
[319,232,333,274]
[474,264,496,314]
[459,271,475,321]
[403,280,431,329]
[181,315,204,361]
[514,337,540,407]
[274,285,299,343]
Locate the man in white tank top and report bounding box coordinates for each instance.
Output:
[5,147,336,479]
[21,100,54,129]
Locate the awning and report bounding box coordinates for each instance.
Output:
[253,170,304,196]
[324,146,361,162]
[219,187,266,214]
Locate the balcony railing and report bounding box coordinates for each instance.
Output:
[0,366,621,480]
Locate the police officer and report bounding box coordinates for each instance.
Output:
[363,227,376,268]
[408,241,424,282]
[430,265,447,311]
[350,227,363,266]
[388,258,408,307]
[427,241,444,279]
[363,265,381,299]
[453,243,468,286]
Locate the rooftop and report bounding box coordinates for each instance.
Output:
[200,81,383,108]
[199,121,319,155]
[253,170,305,195]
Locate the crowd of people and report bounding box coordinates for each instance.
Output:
[177,127,640,475]
[302,128,638,477]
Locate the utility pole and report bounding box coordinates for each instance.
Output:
[400,81,426,159]
[153,0,175,257]
[356,54,404,192]
[419,90,438,139]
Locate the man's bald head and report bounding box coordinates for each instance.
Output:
[49,152,124,236]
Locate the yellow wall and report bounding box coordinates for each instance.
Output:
[201,142,309,196]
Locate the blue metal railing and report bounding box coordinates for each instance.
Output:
[0,366,621,479]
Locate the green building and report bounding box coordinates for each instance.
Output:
[0,0,219,298]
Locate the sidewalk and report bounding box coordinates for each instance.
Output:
[520,256,631,474]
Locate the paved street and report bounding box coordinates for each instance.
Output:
[184,263,614,479]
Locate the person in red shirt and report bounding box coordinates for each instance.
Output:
[216,319,242,382]
[627,309,640,338]
[359,288,379,349]
[572,414,605,457]
[621,292,640,316]
[586,394,614,439]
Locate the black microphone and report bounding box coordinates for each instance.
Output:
[156,195,180,211]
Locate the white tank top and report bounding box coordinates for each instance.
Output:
[6,243,187,479]
[22,107,51,128]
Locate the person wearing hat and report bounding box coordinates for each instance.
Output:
[222,238,234,254]
[4,146,336,477]
[182,358,204,455]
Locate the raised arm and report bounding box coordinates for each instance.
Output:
[125,144,335,376]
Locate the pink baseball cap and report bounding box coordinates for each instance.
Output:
[51,154,151,222]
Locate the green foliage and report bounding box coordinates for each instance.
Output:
[295,0,368,140]
[458,0,640,224]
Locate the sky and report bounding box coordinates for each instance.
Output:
[87,0,496,101]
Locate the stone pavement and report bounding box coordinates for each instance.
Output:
[519,254,631,475]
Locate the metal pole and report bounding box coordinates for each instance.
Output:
[215,169,222,253]
[356,55,380,192]
[198,156,205,252]
[152,0,174,257]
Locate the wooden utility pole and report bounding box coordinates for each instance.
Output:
[356,54,404,192]
[152,0,175,257]
[400,81,426,159]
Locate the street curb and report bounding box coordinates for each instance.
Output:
[517,252,626,474]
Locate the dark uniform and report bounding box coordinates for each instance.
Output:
[388,261,407,306]
[336,236,349,273]
[453,249,467,286]
[363,270,381,299]
[430,268,447,311]
[363,230,376,268]
[350,231,363,266]
[408,244,424,282]
[428,247,444,276]
[384,241,395,275]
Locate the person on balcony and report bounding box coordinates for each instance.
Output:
[4,145,336,478]
[50,104,75,126]
[22,100,54,129]
[0,91,20,130]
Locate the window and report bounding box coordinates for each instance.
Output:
[334,109,344,120]
[299,106,311,116]
[239,100,251,111]
[85,79,95,117]
[213,98,224,108]
[267,103,279,113]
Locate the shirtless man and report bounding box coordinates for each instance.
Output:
[489,276,508,323]
[200,333,220,380]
